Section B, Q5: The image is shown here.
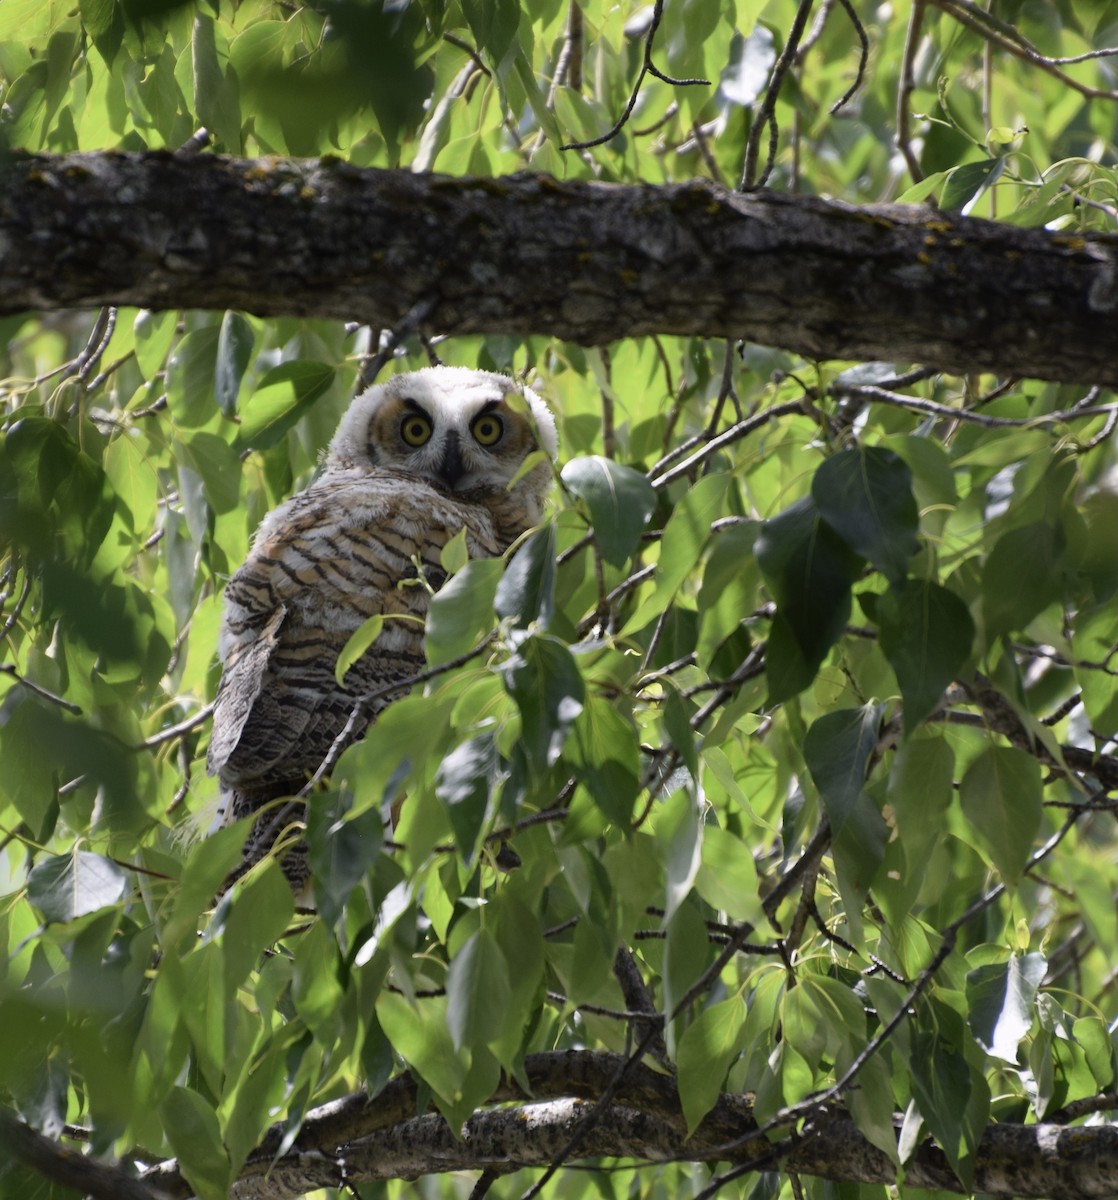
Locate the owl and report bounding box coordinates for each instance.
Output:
[206,366,558,893]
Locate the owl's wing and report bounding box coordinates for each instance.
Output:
[207,473,503,791]
[206,603,292,777]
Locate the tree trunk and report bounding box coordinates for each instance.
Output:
[2,151,1116,385]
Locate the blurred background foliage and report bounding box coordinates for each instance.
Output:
[1,1,1118,1198]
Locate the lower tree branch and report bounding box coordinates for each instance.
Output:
[136,1051,1118,1200]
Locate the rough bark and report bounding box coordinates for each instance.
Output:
[134,1051,1118,1200]
[2,151,1117,385]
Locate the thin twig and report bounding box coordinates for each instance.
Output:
[740,0,817,189]
[560,0,708,152]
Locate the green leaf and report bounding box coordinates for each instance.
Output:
[167,326,221,428]
[436,733,498,864]
[677,997,747,1133]
[446,928,512,1050]
[654,790,702,923]
[236,360,335,452]
[306,789,384,927]
[26,851,127,923]
[214,311,254,417]
[877,580,975,732]
[695,824,760,923]
[161,1086,233,1200]
[495,522,556,629]
[376,991,468,1108]
[812,447,919,586]
[562,456,657,569]
[907,1030,989,1188]
[425,556,503,665]
[460,0,520,65]
[623,473,730,634]
[803,705,884,838]
[176,432,242,515]
[219,860,294,996]
[133,309,177,381]
[756,498,862,701]
[959,746,1042,884]
[335,614,384,687]
[567,696,640,825]
[940,156,1005,212]
[500,635,585,779]
[982,522,1061,637]
[79,0,123,65]
[966,952,1047,1061]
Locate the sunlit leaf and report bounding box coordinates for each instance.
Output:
[26,851,127,923]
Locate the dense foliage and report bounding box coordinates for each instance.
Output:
[2,1,1118,1198]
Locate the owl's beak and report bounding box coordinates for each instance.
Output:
[438,430,464,488]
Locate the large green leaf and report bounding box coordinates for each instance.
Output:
[756,498,863,701]
[26,851,127,923]
[435,733,498,864]
[802,705,884,838]
[500,634,585,779]
[214,311,254,417]
[966,953,1047,1062]
[876,579,975,732]
[235,361,335,452]
[495,522,556,629]
[446,928,512,1050]
[677,997,747,1133]
[812,447,919,586]
[425,557,503,665]
[959,745,1042,885]
[561,456,658,569]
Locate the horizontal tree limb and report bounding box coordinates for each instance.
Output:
[2,152,1117,385]
[136,1051,1118,1200]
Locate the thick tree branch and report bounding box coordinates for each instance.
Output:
[138,1050,1118,1200]
[2,152,1116,385]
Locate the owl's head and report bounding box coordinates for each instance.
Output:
[328,366,558,526]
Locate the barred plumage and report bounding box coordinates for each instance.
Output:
[207,367,557,894]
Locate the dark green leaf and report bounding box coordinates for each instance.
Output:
[907,1030,989,1188]
[960,746,1042,884]
[162,1086,233,1200]
[756,498,862,701]
[561,456,657,568]
[500,635,585,779]
[877,580,975,732]
[495,522,556,629]
[966,953,1047,1061]
[214,311,254,417]
[567,696,640,825]
[27,851,127,923]
[306,790,384,927]
[460,0,521,65]
[219,860,294,995]
[940,157,1005,212]
[812,447,919,585]
[982,522,1061,637]
[803,705,884,838]
[435,734,498,864]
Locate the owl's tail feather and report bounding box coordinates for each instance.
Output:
[217,788,311,900]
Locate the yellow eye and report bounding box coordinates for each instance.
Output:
[400,413,432,446]
[471,413,504,447]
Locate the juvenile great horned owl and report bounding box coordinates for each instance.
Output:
[206,366,558,891]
